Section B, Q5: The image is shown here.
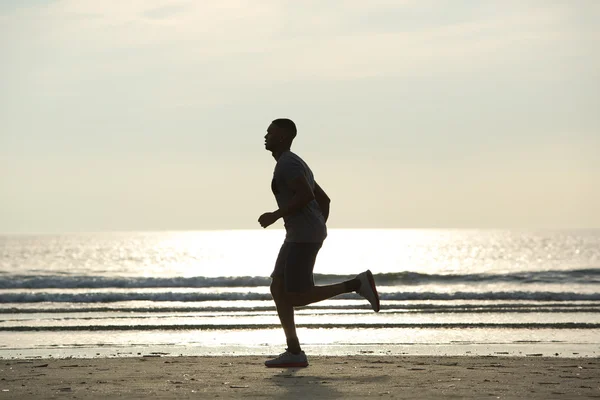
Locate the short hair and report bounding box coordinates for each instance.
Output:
[272,118,297,139]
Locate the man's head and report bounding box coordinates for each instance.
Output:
[264,118,297,153]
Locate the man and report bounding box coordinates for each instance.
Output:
[258,118,380,368]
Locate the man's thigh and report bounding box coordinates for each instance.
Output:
[270,276,285,300]
[270,242,322,293]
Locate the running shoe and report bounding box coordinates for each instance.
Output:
[356,270,380,312]
[264,350,308,368]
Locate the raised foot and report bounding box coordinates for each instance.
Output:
[356,269,380,312]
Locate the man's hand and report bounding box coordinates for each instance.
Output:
[258,212,280,228]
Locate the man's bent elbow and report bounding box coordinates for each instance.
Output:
[316,193,330,205]
[303,192,316,205]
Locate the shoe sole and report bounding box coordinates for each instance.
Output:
[265,362,308,368]
[365,270,380,312]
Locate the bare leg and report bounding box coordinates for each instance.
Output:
[270,276,360,353]
[270,277,298,342]
[287,281,358,307]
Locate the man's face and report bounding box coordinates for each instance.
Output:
[264,123,286,152]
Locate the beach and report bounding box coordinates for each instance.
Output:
[1,355,598,399]
[1,229,599,398]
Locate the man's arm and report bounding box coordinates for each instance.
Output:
[273,175,315,220]
[258,175,314,228]
[314,181,330,223]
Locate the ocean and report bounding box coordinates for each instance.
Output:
[1,229,599,359]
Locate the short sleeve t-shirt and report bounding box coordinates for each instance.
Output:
[271,151,327,243]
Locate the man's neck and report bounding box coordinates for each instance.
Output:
[272,148,290,161]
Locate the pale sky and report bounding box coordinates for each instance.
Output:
[1,0,599,233]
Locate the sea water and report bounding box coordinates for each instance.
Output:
[0,229,599,358]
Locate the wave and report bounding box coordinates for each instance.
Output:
[1,291,600,303]
[1,322,598,332]
[1,268,599,289]
[2,305,599,315]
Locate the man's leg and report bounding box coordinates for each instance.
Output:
[270,276,301,352]
[286,279,360,307]
[270,275,359,355]
[265,242,379,367]
[281,242,360,307]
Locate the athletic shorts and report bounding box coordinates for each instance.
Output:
[270,241,323,293]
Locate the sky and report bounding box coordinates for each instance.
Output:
[1,0,599,233]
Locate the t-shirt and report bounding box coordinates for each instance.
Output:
[271,151,327,243]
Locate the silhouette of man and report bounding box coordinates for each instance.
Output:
[259,118,380,368]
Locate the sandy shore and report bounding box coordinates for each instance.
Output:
[0,355,598,399]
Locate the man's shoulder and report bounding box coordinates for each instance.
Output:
[280,150,301,160]
[275,151,308,178]
[276,151,304,167]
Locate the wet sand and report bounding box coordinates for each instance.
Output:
[0,355,598,399]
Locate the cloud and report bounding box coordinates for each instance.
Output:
[1,0,599,231]
[2,0,597,106]
[4,1,589,62]
[2,0,597,131]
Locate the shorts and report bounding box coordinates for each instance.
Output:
[270,241,323,293]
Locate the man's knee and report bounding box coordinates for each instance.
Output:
[270,277,285,301]
[270,279,307,306]
[286,290,315,307]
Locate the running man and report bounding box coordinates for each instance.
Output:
[258,118,380,368]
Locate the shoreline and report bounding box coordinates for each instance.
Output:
[1,355,598,399]
[1,342,597,360]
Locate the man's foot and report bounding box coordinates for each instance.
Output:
[356,270,380,312]
[264,350,308,368]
